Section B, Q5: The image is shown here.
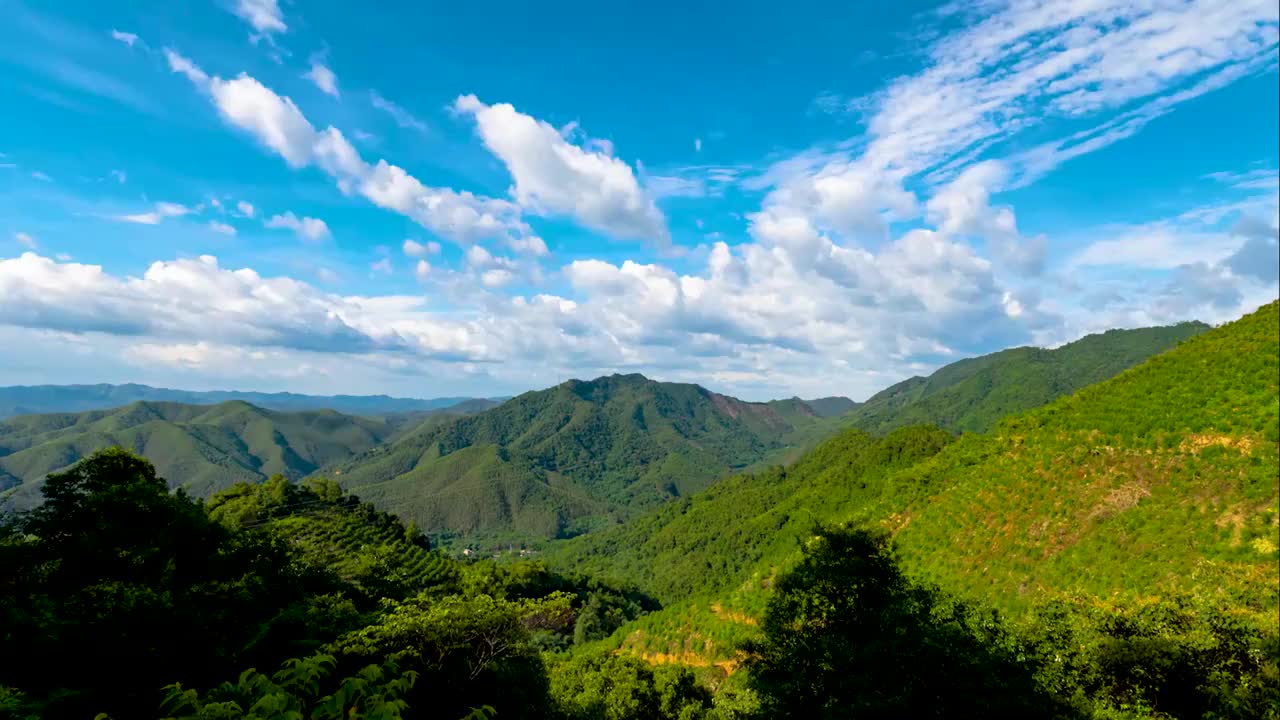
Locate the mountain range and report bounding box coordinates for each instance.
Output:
[0,382,507,419]
[840,320,1209,435]
[0,321,1209,542]
[547,301,1278,672]
[0,397,503,511]
[324,374,837,542]
[2,304,1275,720]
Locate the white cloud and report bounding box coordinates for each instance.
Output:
[454,94,670,245]
[109,169,127,184]
[265,211,330,241]
[414,259,432,281]
[755,0,1278,257]
[369,91,428,133]
[236,200,255,218]
[113,201,193,225]
[14,232,36,249]
[164,49,209,85]
[1225,214,1280,285]
[925,160,1046,274]
[1205,168,1280,192]
[402,239,440,257]
[30,171,52,182]
[1070,226,1241,270]
[231,0,286,35]
[371,258,393,275]
[695,138,702,153]
[208,221,237,236]
[167,51,531,246]
[110,29,139,47]
[0,253,406,354]
[208,73,314,166]
[304,62,339,98]
[508,235,549,257]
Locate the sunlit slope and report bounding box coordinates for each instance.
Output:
[556,302,1278,669]
[546,426,952,604]
[843,321,1209,435]
[888,301,1278,619]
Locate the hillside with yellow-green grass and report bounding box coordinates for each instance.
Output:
[551,301,1280,676]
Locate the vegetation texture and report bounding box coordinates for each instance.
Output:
[0,401,402,509]
[547,302,1278,719]
[327,374,837,544]
[842,321,1208,435]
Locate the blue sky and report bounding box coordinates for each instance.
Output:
[0,0,1277,401]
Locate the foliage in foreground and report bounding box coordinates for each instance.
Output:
[743,525,1280,719]
[0,448,703,720]
[742,526,1073,719]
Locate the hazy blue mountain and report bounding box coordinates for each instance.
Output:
[0,383,507,419]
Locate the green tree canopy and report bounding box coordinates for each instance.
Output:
[742,526,1074,719]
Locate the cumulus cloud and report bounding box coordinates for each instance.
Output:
[414,259,432,281]
[454,94,670,245]
[304,62,339,98]
[166,51,530,246]
[0,253,466,357]
[1225,213,1280,285]
[403,239,440,257]
[265,211,330,241]
[236,200,255,218]
[14,232,37,249]
[925,161,1046,274]
[231,0,286,35]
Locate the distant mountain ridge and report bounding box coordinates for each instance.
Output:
[0,399,455,511]
[325,373,835,543]
[842,320,1210,434]
[0,382,508,419]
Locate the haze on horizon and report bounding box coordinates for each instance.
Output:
[1,0,1277,403]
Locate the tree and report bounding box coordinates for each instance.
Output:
[331,591,574,717]
[548,651,713,720]
[0,449,353,720]
[742,525,1074,719]
[151,654,416,720]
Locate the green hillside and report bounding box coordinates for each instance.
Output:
[326,374,835,544]
[1,451,687,720]
[548,302,1278,670]
[843,321,1209,434]
[0,401,401,509]
[799,396,858,417]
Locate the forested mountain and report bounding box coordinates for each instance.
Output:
[326,374,835,543]
[1,305,1275,720]
[547,302,1278,692]
[0,401,404,510]
[797,396,858,417]
[0,382,505,419]
[841,321,1209,434]
[1,454,695,720]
